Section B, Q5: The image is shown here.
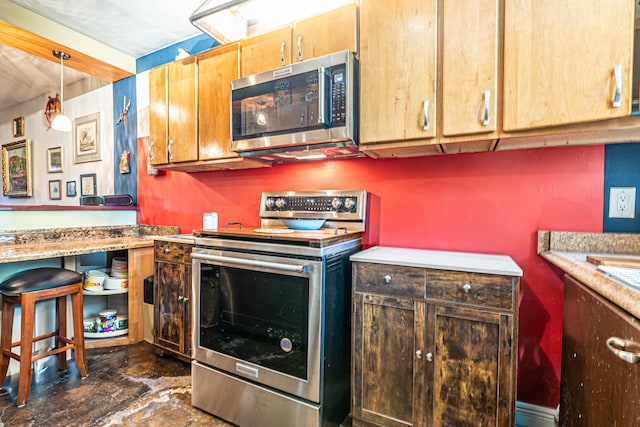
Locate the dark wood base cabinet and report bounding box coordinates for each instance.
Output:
[560,275,640,426]
[153,240,194,360]
[351,249,520,427]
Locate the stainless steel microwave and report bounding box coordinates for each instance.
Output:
[230,50,359,162]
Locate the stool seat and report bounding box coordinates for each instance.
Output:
[0,268,82,296]
[0,267,88,407]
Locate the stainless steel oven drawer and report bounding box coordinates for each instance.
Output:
[192,361,321,427]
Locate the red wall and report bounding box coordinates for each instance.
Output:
[137,137,604,408]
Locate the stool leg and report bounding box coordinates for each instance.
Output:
[70,289,88,378]
[0,297,15,388]
[56,294,68,373]
[16,293,35,407]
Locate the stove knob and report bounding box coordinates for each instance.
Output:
[275,198,287,209]
[331,197,343,209]
[265,198,275,208]
[344,198,356,210]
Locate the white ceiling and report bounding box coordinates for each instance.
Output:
[1,0,206,111]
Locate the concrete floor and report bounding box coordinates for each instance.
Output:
[0,342,233,426]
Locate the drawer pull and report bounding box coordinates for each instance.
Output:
[178,295,184,302]
[425,352,433,362]
[416,349,422,359]
[383,275,392,284]
[164,248,171,254]
[462,283,472,293]
[606,337,640,364]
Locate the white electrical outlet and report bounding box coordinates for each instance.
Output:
[609,187,636,219]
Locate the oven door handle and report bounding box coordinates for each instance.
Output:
[193,252,310,273]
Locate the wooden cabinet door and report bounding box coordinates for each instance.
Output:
[293,3,357,63]
[430,304,514,427]
[503,0,634,131]
[167,56,198,163]
[198,43,240,160]
[240,26,292,77]
[149,65,168,165]
[359,0,437,144]
[441,0,498,136]
[352,293,427,427]
[155,260,187,354]
[561,275,640,426]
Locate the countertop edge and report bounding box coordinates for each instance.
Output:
[541,251,640,319]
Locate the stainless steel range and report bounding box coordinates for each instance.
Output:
[191,190,367,427]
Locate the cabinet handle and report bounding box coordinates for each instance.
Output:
[297,34,303,62]
[280,40,286,66]
[183,297,189,303]
[383,275,392,284]
[606,336,640,364]
[462,283,472,293]
[425,352,433,362]
[148,141,155,161]
[423,98,429,131]
[164,248,171,254]
[416,349,422,359]
[613,64,622,108]
[482,90,490,126]
[168,140,175,160]
[178,295,184,302]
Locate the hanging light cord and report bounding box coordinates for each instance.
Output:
[59,52,64,111]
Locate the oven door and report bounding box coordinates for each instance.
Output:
[192,248,324,403]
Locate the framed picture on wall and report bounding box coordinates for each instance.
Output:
[73,112,100,164]
[66,181,77,197]
[12,117,24,138]
[48,179,61,200]
[1,139,32,197]
[47,146,63,173]
[80,173,97,196]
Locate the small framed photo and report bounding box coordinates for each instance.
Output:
[74,112,101,164]
[47,146,63,173]
[66,181,77,197]
[48,179,61,200]
[12,117,24,138]
[80,173,97,196]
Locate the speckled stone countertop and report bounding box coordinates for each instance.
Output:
[538,230,640,319]
[0,225,179,263]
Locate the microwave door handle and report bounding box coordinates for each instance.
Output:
[317,67,326,124]
[193,252,310,273]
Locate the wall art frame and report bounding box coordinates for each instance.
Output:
[73,112,100,164]
[47,146,63,173]
[49,179,61,200]
[66,180,77,197]
[80,173,97,196]
[1,139,32,197]
[12,116,24,138]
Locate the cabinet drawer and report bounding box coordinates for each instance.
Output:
[426,270,514,310]
[353,262,425,298]
[154,241,193,264]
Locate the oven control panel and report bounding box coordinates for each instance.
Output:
[260,190,366,220]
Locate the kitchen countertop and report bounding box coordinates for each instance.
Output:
[0,225,179,263]
[539,230,640,319]
[350,246,523,276]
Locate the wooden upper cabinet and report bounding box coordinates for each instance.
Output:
[293,3,358,63]
[149,65,168,165]
[441,0,498,137]
[359,0,438,145]
[198,43,240,160]
[240,26,292,77]
[149,57,199,164]
[503,0,635,132]
[167,57,199,162]
[240,4,358,77]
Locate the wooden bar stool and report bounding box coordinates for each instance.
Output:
[0,267,88,407]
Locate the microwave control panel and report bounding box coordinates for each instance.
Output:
[330,66,347,125]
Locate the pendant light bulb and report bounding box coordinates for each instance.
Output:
[51,51,72,132]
